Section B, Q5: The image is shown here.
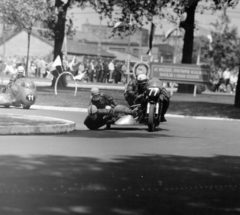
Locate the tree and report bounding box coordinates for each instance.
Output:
[0,0,55,77]
[93,0,240,100]
[40,0,239,89]
[200,14,239,69]
[42,0,99,87]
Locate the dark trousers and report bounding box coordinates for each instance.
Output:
[88,70,94,82]
[84,115,108,130]
[96,69,102,82]
[113,72,121,84]
[102,70,109,83]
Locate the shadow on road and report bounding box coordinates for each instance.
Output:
[62,128,198,139]
[0,154,239,215]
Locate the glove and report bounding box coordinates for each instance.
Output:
[134,94,143,104]
[124,108,134,115]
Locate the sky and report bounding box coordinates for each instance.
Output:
[68,2,240,35]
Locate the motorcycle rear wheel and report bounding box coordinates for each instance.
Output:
[148,104,155,132]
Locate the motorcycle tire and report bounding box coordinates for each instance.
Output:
[148,104,155,132]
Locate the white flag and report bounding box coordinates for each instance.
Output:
[52,56,62,68]
[163,26,178,41]
[69,56,75,71]
[73,72,86,81]
[114,21,128,28]
[61,0,68,4]
[46,71,54,80]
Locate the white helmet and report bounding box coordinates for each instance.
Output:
[137,74,148,85]
[17,66,25,73]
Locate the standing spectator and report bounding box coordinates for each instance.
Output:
[39,58,46,78]
[121,61,127,84]
[34,58,41,77]
[230,70,238,93]
[88,60,95,82]
[114,62,122,84]
[30,62,37,78]
[62,54,69,71]
[95,60,102,83]
[99,59,104,82]
[217,68,223,86]
[223,67,231,88]
[211,70,221,92]
[102,60,109,83]
[99,59,104,83]
[108,60,115,83]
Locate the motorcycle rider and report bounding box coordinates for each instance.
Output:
[84,87,135,130]
[88,87,118,109]
[2,65,25,93]
[124,76,138,107]
[125,74,170,122]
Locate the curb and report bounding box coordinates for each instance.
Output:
[32,105,240,122]
[0,114,76,135]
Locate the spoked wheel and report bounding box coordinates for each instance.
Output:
[148,104,155,132]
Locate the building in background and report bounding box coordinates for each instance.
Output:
[0,29,53,58]
[0,20,178,64]
[73,21,175,63]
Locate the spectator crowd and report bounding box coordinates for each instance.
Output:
[211,67,238,93]
[2,55,237,94]
[0,55,130,85]
[71,59,129,84]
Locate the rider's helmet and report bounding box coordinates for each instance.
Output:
[17,66,25,73]
[90,87,101,101]
[17,66,25,76]
[137,74,148,89]
[88,105,98,120]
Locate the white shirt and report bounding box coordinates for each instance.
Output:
[230,74,238,84]
[108,62,115,71]
[223,70,231,80]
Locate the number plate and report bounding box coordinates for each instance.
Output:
[148,87,159,96]
[26,94,35,101]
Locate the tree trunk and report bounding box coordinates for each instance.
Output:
[25,29,31,77]
[177,2,198,93]
[51,0,69,87]
[234,69,240,108]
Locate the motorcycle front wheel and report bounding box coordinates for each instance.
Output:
[148,104,155,132]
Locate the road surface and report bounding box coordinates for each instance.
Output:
[0,107,239,215]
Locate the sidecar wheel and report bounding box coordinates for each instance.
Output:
[23,105,30,109]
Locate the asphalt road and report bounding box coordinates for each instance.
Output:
[0,107,240,215]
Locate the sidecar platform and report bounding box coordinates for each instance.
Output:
[106,115,137,129]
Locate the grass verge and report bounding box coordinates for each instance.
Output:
[35,86,240,120]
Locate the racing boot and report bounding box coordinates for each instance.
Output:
[160,115,167,122]
[160,100,170,122]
